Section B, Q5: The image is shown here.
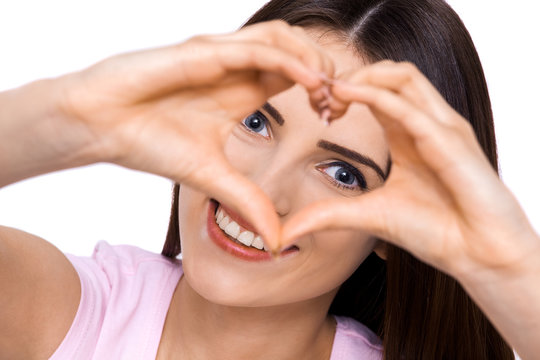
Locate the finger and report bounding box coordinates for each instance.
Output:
[281,194,462,274]
[281,191,458,271]
[215,20,335,81]
[185,40,325,92]
[99,40,325,104]
[331,81,442,143]
[330,81,497,204]
[184,155,282,251]
[281,194,390,250]
[334,64,491,177]
[210,41,324,91]
[340,61,459,125]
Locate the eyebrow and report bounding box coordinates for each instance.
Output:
[262,102,388,180]
[317,140,387,180]
[262,102,284,126]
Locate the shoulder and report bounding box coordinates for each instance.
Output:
[331,315,383,360]
[50,242,183,359]
[88,240,181,278]
[63,241,182,299]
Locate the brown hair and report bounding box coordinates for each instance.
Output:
[163,0,514,358]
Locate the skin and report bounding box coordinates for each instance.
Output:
[0,20,334,246]
[0,22,335,359]
[0,20,539,360]
[158,30,388,360]
[283,57,540,359]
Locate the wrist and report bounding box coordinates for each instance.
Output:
[0,75,102,187]
[455,228,540,287]
[455,231,540,359]
[53,73,108,164]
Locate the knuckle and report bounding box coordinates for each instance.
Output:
[458,120,479,142]
[291,24,305,33]
[396,62,422,90]
[186,34,207,44]
[447,113,475,135]
[397,62,420,81]
[453,116,471,131]
[377,59,395,67]
[398,61,419,74]
[460,118,475,134]
[268,19,290,32]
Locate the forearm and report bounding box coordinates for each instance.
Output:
[0,76,100,188]
[457,231,540,360]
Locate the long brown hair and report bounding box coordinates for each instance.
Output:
[163,0,514,358]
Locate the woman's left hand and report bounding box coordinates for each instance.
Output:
[280,61,540,357]
[282,60,538,278]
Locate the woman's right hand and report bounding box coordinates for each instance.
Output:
[2,21,333,244]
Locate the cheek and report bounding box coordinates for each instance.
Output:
[302,229,377,292]
[177,186,206,258]
[177,187,245,304]
[223,129,272,176]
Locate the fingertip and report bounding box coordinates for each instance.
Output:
[319,108,331,125]
[203,164,281,251]
[257,207,282,253]
[280,209,321,248]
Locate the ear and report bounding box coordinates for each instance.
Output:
[372,238,388,260]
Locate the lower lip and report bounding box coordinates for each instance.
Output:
[207,200,297,262]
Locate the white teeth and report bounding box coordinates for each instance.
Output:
[224,221,241,238]
[215,206,267,251]
[218,216,230,230]
[216,208,224,223]
[251,236,264,250]
[237,231,254,246]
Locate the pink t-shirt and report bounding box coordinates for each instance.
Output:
[50,242,383,359]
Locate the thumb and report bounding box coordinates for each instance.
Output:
[186,156,281,251]
[281,193,389,250]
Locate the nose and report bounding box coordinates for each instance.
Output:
[250,159,297,218]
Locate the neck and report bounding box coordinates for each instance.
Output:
[158,276,337,360]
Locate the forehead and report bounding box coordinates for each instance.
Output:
[267,29,388,168]
[306,27,367,76]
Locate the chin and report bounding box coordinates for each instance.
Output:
[182,264,284,307]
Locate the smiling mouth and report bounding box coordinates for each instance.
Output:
[207,199,298,261]
[214,201,269,251]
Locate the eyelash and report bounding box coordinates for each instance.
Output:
[316,161,368,191]
[242,110,368,192]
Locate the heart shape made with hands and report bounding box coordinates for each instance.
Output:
[253,62,512,277]
[215,69,433,254]
[66,21,515,273]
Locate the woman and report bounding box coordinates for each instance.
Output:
[0,0,538,359]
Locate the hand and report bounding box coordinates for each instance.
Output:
[281,61,539,278]
[57,21,334,244]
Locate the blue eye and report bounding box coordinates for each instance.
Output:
[242,111,270,138]
[317,162,367,191]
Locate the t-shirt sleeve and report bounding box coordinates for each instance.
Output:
[49,241,182,360]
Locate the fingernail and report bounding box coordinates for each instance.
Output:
[320,108,331,126]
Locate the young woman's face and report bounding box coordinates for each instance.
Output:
[178,30,389,307]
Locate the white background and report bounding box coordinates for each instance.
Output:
[0,0,538,260]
